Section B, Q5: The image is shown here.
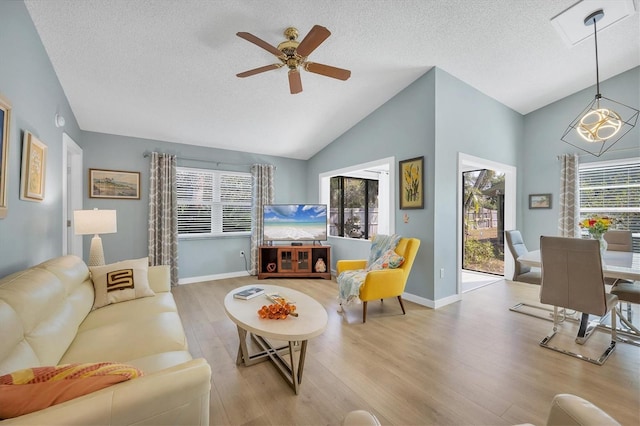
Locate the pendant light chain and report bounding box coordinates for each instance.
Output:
[592,16,600,98]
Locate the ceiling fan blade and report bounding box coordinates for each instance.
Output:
[236,32,284,58]
[236,63,283,78]
[289,69,303,94]
[296,25,331,57]
[304,62,351,81]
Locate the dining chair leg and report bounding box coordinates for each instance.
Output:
[576,313,598,344]
[540,306,616,365]
[397,296,406,315]
[362,301,367,323]
[611,305,617,343]
[616,305,640,334]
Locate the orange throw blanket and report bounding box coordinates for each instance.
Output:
[0,362,143,419]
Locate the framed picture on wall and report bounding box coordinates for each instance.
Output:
[399,156,425,209]
[20,131,47,202]
[529,193,552,209]
[89,168,140,199]
[0,93,11,218]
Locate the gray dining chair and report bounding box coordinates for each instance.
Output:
[603,230,638,340]
[603,230,633,286]
[539,236,618,365]
[610,282,640,338]
[506,230,543,318]
[505,230,541,285]
[603,230,633,252]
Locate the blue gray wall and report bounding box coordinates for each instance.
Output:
[1,1,638,306]
[433,68,523,300]
[520,66,640,251]
[0,1,82,277]
[0,1,308,280]
[308,70,436,299]
[80,131,307,279]
[309,68,524,302]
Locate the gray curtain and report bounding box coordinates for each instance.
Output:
[558,153,579,238]
[148,152,178,286]
[250,164,275,275]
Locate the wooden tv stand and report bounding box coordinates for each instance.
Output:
[258,244,331,279]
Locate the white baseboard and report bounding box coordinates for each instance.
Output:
[402,292,461,309]
[178,270,251,285]
[178,272,461,310]
[432,293,462,308]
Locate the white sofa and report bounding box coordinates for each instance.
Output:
[0,255,211,425]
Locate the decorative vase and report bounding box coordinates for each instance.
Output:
[315,257,326,273]
[592,232,607,259]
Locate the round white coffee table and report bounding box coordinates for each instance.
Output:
[224,284,328,394]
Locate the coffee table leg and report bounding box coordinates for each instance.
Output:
[235,329,311,394]
[287,340,309,393]
[288,341,299,394]
[236,326,249,365]
[297,340,308,385]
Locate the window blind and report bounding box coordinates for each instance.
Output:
[177,167,252,236]
[579,159,640,251]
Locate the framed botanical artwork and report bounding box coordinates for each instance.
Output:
[89,169,140,199]
[20,131,47,202]
[529,193,552,209]
[399,156,424,209]
[0,94,11,217]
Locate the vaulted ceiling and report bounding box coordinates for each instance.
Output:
[25,0,640,159]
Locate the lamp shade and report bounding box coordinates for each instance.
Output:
[74,209,117,235]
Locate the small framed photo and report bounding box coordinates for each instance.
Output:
[0,93,11,217]
[89,169,140,199]
[399,156,425,209]
[20,131,47,202]
[529,193,552,209]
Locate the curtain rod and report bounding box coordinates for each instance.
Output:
[142,151,260,168]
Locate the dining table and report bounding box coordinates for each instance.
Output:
[518,249,640,281]
[517,248,640,343]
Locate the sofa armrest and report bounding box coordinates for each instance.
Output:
[1,358,212,426]
[546,394,620,426]
[336,259,367,275]
[148,265,171,293]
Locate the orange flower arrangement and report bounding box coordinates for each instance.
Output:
[579,216,615,238]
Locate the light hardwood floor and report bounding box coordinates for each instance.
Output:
[172,277,640,426]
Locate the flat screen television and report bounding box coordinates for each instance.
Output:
[263,204,328,243]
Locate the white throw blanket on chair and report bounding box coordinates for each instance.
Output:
[337,234,402,307]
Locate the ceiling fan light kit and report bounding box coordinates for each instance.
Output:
[560,9,639,157]
[236,25,351,94]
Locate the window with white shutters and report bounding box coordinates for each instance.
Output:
[579,158,640,251]
[176,167,252,237]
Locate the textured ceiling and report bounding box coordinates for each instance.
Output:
[24,0,640,160]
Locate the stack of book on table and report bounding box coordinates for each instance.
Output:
[233,287,265,300]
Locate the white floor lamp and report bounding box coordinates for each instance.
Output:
[74,208,117,266]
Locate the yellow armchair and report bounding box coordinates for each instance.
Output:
[336,237,420,323]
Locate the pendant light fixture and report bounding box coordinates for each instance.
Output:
[560,9,639,157]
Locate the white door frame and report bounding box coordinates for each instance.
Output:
[457,153,516,295]
[62,133,83,257]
